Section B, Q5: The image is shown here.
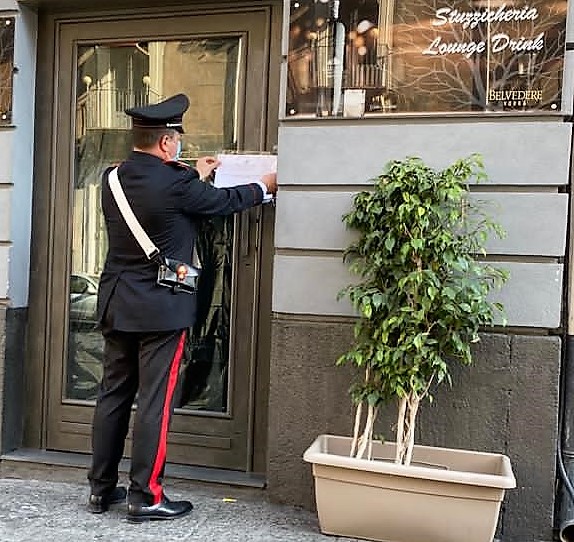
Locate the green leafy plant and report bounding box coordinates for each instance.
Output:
[338,155,508,466]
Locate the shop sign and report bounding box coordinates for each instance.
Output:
[286,0,567,116]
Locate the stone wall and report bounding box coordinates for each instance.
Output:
[267,323,560,542]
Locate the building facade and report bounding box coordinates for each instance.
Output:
[0,0,572,540]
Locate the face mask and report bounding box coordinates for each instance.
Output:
[174,139,182,161]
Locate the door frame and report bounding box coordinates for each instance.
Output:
[24,0,281,475]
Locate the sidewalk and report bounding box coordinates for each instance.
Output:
[0,477,358,542]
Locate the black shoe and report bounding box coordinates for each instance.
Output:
[88,486,127,514]
[126,496,193,523]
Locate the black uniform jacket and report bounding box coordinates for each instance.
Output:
[97,150,264,332]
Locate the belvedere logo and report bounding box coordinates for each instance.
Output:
[487,88,543,108]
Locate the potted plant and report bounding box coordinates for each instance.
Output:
[303,155,515,542]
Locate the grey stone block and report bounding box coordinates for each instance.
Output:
[267,319,355,509]
[2,307,27,453]
[503,335,560,542]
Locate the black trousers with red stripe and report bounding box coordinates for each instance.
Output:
[88,318,186,505]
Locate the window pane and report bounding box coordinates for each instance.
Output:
[0,17,14,124]
[286,0,567,116]
[67,39,241,414]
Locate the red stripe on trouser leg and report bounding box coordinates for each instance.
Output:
[148,331,186,504]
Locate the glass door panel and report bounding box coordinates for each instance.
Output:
[67,38,242,414]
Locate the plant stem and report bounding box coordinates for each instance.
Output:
[395,396,407,464]
[357,403,374,459]
[351,366,370,458]
[404,395,420,466]
[367,407,378,460]
[350,401,363,458]
[396,375,436,465]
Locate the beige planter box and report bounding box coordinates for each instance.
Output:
[303,434,515,542]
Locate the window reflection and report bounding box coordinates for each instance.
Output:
[287,0,567,116]
[0,17,14,124]
[67,273,102,400]
[67,39,241,414]
[178,215,234,411]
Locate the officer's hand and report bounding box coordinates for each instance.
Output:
[261,172,278,196]
[195,156,220,180]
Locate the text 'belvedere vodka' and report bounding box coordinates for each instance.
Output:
[314,0,346,117]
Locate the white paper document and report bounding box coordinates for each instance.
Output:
[214,153,277,189]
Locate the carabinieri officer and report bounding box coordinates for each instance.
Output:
[87,93,277,522]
